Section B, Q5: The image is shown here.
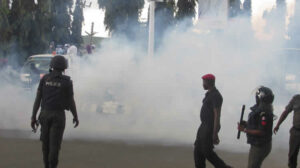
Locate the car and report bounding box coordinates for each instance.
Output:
[20,54,71,88]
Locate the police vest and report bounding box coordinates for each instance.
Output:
[246,105,273,146]
[40,72,72,111]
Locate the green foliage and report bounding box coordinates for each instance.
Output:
[0,10,10,40]
[176,0,196,21]
[71,0,84,46]
[8,0,38,63]
[98,0,144,38]
[0,0,74,64]
[0,1,9,28]
[276,0,285,7]
[243,0,251,16]
[35,0,53,53]
[0,0,11,57]
[51,0,73,44]
[229,0,241,17]
[155,0,176,31]
[155,0,176,19]
[154,0,176,46]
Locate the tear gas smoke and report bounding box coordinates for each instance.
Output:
[0,2,299,153]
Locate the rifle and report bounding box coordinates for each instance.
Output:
[237,105,245,139]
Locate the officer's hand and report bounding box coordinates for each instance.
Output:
[237,122,245,132]
[240,120,247,127]
[273,126,279,134]
[31,119,39,133]
[213,134,220,145]
[73,118,79,128]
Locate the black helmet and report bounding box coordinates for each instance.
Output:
[255,86,274,104]
[50,55,68,70]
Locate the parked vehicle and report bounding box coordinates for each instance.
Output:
[20,54,71,88]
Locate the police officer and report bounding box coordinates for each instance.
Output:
[238,86,274,168]
[274,95,300,168]
[30,55,79,168]
[194,74,232,168]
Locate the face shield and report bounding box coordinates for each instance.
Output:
[252,86,263,105]
[253,86,274,105]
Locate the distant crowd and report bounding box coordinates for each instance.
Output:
[49,41,95,56]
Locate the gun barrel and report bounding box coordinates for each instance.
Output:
[237,105,245,139]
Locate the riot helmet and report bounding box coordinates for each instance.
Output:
[50,55,68,71]
[255,86,274,105]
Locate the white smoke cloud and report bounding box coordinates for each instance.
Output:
[0,2,299,153]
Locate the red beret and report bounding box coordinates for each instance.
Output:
[202,74,215,80]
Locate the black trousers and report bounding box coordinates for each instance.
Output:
[289,127,300,168]
[39,110,66,168]
[194,124,228,168]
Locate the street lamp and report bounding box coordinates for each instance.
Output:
[148,0,163,57]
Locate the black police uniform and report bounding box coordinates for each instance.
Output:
[246,104,273,168]
[194,87,229,168]
[34,70,74,168]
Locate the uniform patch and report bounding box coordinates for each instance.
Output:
[45,81,61,87]
[261,116,267,126]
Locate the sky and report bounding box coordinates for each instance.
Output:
[82,0,295,38]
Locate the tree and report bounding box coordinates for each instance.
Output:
[0,0,11,57]
[9,0,38,63]
[98,0,144,38]
[154,0,176,46]
[1,0,75,65]
[243,0,252,16]
[176,0,196,22]
[275,0,286,21]
[229,0,241,17]
[35,0,53,53]
[71,0,84,46]
[51,0,73,44]
[276,0,286,8]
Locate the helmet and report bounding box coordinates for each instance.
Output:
[50,55,68,70]
[255,86,274,104]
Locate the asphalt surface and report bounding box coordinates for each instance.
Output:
[0,133,296,168]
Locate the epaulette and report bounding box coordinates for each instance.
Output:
[42,74,50,81]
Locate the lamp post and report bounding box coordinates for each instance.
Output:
[148,0,163,57]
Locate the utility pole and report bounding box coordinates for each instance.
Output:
[85,22,97,45]
[148,0,164,57]
[80,0,95,45]
[80,0,92,8]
